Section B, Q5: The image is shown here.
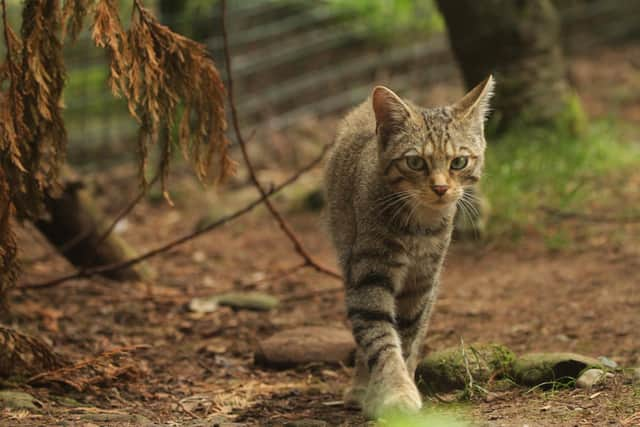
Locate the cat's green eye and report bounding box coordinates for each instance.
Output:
[450,156,468,170]
[405,155,426,171]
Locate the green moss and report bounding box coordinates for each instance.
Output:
[416,343,516,394]
[510,352,602,387]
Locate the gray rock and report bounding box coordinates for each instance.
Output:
[0,390,40,411]
[598,356,618,369]
[576,368,606,389]
[255,326,355,368]
[189,292,279,313]
[511,352,602,386]
[217,292,279,311]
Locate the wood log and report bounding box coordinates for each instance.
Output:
[34,171,154,282]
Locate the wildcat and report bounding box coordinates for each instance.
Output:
[324,76,494,418]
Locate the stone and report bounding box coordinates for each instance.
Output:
[255,326,355,368]
[188,296,219,313]
[575,368,606,389]
[0,390,40,411]
[416,343,515,393]
[597,356,618,369]
[217,292,279,311]
[633,367,640,383]
[510,352,602,386]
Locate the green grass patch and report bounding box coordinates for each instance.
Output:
[326,0,444,43]
[377,406,470,427]
[483,122,640,239]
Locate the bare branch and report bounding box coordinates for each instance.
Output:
[219,0,340,280]
[19,144,332,290]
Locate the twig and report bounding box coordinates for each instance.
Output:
[540,206,640,224]
[19,145,331,290]
[93,171,160,251]
[461,338,474,399]
[220,0,340,280]
[1,0,12,65]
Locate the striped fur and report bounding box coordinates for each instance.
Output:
[324,77,493,419]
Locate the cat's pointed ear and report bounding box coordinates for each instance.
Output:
[452,75,495,125]
[372,86,413,136]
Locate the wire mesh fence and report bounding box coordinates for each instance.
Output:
[2,0,638,167]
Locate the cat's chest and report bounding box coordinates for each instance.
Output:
[401,234,447,266]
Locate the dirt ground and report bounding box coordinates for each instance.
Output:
[3,45,640,426]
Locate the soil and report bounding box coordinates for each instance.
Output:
[2,44,640,426]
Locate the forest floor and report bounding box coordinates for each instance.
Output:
[3,45,640,426]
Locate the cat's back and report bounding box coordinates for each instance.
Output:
[324,99,377,254]
[324,99,376,196]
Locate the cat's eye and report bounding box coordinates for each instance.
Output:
[405,155,426,171]
[450,156,468,170]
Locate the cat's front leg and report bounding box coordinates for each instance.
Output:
[345,243,422,418]
[396,277,438,378]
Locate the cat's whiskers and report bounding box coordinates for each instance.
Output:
[388,192,418,226]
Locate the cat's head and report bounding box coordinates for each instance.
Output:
[372,76,494,214]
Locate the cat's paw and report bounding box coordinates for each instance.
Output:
[343,385,367,409]
[362,380,422,419]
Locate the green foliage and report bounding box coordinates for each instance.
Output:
[377,407,470,427]
[326,0,444,43]
[483,122,640,238]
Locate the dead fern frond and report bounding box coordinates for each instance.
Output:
[93,0,234,197]
[0,325,70,378]
[62,0,95,42]
[0,172,18,302]
[27,344,148,392]
[16,0,67,211]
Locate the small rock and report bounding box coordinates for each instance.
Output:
[598,356,618,369]
[188,296,219,313]
[576,368,606,389]
[0,390,40,411]
[114,218,129,233]
[255,326,355,368]
[192,250,207,263]
[484,392,498,402]
[284,419,328,427]
[217,291,279,311]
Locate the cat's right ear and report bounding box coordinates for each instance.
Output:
[372,86,412,143]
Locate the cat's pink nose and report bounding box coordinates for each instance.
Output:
[431,185,449,196]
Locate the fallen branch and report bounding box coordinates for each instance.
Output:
[19,144,331,290]
[220,0,340,281]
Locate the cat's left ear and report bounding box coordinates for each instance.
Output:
[452,75,495,127]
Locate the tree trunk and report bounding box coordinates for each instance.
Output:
[436,0,578,131]
[34,170,153,282]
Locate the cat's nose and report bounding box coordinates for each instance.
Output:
[431,185,449,197]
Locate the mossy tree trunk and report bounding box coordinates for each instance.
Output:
[33,170,153,282]
[436,0,578,131]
